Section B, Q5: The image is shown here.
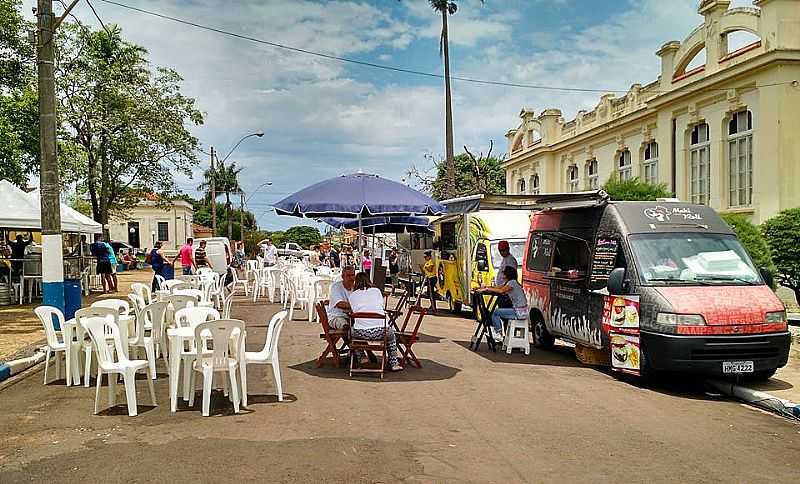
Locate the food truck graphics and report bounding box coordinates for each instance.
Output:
[523,196,791,379]
[430,208,529,311]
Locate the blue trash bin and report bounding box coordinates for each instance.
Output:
[161,264,174,281]
[64,279,82,324]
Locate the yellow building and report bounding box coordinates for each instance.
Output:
[504,0,800,224]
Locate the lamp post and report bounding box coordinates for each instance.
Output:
[210,131,264,240]
[238,181,272,242]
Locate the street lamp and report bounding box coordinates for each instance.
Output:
[239,181,272,242]
[210,130,264,238]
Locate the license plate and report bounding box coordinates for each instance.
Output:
[722,361,754,373]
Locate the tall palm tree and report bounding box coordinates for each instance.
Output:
[198,160,242,238]
[428,0,483,198]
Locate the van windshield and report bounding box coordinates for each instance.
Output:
[629,233,762,285]
[490,240,525,269]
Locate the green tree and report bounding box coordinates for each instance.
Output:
[720,213,775,285]
[408,144,505,200]
[762,208,800,303]
[56,24,203,225]
[601,177,672,201]
[283,226,323,248]
[198,161,243,240]
[0,0,38,185]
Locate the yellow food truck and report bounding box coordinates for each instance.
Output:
[430,195,532,312]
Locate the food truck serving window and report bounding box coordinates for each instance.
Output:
[629,233,762,285]
[440,222,457,252]
[526,234,554,272]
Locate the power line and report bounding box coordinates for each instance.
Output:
[96,0,796,95]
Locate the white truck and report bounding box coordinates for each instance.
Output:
[275,242,312,258]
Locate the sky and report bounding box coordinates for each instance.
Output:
[23,0,757,231]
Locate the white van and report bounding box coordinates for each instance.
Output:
[193,237,232,275]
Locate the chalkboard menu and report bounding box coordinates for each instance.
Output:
[527,235,554,272]
[590,238,618,282]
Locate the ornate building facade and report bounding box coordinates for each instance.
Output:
[503,0,800,224]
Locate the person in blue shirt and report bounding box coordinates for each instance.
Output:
[103,241,119,292]
[89,234,114,293]
[148,241,172,292]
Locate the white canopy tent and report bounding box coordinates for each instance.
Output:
[0,179,102,234]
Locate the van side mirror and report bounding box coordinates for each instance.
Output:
[760,267,774,288]
[607,267,626,295]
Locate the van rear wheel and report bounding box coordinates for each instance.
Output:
[531,312,554,349]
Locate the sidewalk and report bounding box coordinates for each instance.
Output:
[0,270,154,362]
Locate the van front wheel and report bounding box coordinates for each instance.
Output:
[531,312,554,349]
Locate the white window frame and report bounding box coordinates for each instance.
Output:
[586,159,599,190]
[529,174,540,195]
[157,221,169,242]
[728,110,753,208]
[689,123,711,205]
[617,149,632,181]
[518,178,526,194]
[643,141,658,185]
[567,165,579,192]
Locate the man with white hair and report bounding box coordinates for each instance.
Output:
[327,265,356,330]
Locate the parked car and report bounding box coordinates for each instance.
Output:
[275,242,313,258]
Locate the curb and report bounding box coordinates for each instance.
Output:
[0,350,46,384]
[706,378,800,419]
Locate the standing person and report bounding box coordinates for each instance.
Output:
[327,266,356,330]
[421,250,438,314]
[308,245,321,267]
[103,240,119,292]
[262,238,278,266]
[90,235,114,293]
[173,237,196,275]
[348,272,403,371]
[362,250,372,272]
[477,266,529,343]
[148,241,172,292]
[194,240,211,270]
[388,249,400,295]
[233,241,246,269]
[494,240,519,285]
[7,231,33,276]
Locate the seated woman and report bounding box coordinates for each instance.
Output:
[476,265,529,343]
[347,272,403,372]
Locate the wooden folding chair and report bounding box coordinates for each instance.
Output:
[385,291,409,331]
[315,302,348,368]
[396,305,427,368]
[349,312,388,379]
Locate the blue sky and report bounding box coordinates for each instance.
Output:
[25,0,755,230]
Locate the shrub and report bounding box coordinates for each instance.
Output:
[762,208,800,303]
[720,213,775,286]
[601,176,671,201]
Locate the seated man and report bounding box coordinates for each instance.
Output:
[476,265,529,343]
[327,265,356,330]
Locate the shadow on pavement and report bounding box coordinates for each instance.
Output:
[96,404,157,417]
[741,377,794,392]
[452,340,584,368]
[245,393,299,406]
[289,358,460,382]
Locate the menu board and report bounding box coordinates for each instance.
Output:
[604,294,641,376]
[590,238,618,282]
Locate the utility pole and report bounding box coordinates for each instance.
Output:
[239,190,245,243]
[37,0,65,312]
[210,146,216,235]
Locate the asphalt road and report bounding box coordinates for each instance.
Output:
[1,294,798,483]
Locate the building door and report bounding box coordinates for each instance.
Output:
[128,222,140,248]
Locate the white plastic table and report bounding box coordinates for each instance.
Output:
[167,326,247,412]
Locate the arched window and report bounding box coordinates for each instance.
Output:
[567,165,579,193]
[530,174,540,195]
[586,159,599,190]
[643,141,658,185]
[728,110,753,207]
[518,178,526,194]
[689,123,710,205]
[617,149,632,181]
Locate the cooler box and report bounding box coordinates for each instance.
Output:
[64,279,82,323]
[161,265,175,280]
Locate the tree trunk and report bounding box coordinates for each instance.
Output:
[442,10,456,198]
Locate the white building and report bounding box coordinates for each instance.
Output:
[108,199,193,251]
[504,0,800,224]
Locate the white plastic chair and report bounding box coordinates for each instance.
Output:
[174,306,221,328]
[91,298,130,316]
[77,308,156,417]
[170,282,194,292]
[188,319,244,416]
[34,306,78,385]
[309,279,333,322]
[230,268,249,296]
[130,283,152,306]
[161,279,184,291]
[172,288,204,302]
[154,274,166,290]
[130,301,169,379]
[243,310,287,406]
[502,318,531,355]
[222,290,235,320]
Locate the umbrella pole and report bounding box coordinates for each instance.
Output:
[357,213,362,270]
